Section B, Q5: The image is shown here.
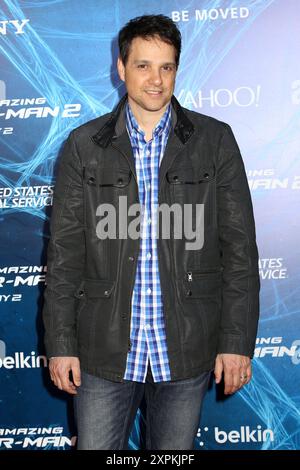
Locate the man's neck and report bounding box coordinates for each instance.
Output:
[128,98,170,142]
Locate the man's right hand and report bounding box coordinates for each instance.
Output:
[49,357,81,395]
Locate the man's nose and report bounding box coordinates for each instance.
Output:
[149,69,163,85]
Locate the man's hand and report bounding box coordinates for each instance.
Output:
[49,357,81,395]
[214,353,251,395]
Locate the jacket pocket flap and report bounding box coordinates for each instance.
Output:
[167,165,215,184]
[97,167,131,187]
[80,279,115,298]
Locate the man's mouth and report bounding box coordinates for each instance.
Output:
[145,90,163,95]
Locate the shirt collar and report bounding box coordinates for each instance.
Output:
[126,101,171,141]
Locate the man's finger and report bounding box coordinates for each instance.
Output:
[57,369,77,394]
[224,371,234,394]
[48,357,80,394]
[49,367,61,389]
[72,365,81,387]
[232,373,241,391]
[244,365,252,384]
[60,377,78,394]
[54,373,63,390]
[214,358,223,384]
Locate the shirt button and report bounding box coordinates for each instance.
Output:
[147,218,151,225]
[147,183,151,191]
[147,252,151,260]
[147,288,152,294]
[145,324,151,330]
[146,150,151,156]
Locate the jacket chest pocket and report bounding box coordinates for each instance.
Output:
[84,166,132,211]
[166,165,215,187]
[85,166,132,188]
[166,165,216,224]
[165,165,217,266]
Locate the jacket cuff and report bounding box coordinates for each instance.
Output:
[217,334,255,358]
[45,338,78,359]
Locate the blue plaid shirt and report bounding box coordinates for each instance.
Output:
[123,102,172,382]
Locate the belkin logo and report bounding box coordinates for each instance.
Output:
[0,351,47,369]
[215,425,274,444]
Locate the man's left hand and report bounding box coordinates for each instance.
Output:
[214,353,252,395]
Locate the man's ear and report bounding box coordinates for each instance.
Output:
[117,57,125,82]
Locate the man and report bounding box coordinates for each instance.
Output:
[42,14,260,450]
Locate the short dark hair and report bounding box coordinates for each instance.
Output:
[118,14,181,68]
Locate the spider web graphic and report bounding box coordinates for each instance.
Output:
[0,0,275,220]
[0,0,122,221]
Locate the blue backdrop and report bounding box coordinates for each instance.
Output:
[0,0,299,450]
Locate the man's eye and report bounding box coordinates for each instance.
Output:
[138,64,147,69]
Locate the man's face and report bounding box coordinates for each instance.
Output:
[117,35,177,114]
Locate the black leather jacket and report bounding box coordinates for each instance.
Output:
[42,94,260,382]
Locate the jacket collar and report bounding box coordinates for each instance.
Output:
[91,93,194,148]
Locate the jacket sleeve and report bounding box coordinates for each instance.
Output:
[42,130,85,358]
[216,123,260,358]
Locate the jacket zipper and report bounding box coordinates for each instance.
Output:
[186,269,221,281]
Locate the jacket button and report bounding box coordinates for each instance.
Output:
[117,178,123,184]
[128,256,134,262]
[87,176,96,185]
[104,290,110,297]
[121,313,127,320]
[173,175,178,182]
[204,173,209,179]
[78,290,84,297]
[186,290,192,296]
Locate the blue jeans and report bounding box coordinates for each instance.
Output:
[74,363,212,450]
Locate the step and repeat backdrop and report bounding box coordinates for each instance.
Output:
[0,0,299,451]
